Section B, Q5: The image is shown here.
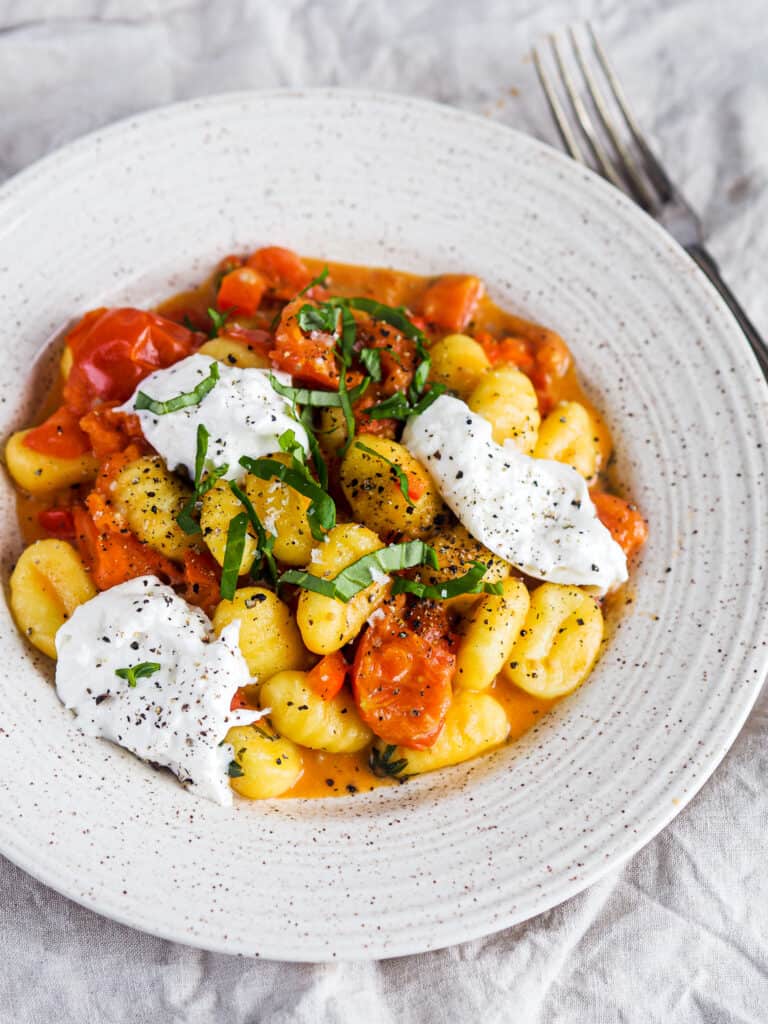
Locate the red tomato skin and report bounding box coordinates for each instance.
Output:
[246,247,312,299]
[270,297,340,389]
[23,405,92,458]
[306,651,348,701]
[420,275,484,332]
[217,267,267,316]
[37,507,76,538]
[591,491,649,560]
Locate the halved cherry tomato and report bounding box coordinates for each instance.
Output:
[73,500,182,592]
[63,307,200,414]
[270,297,340,389]
[351,599,456,750]
[306,651,348,701]
[246,246,312,299]
[24,405,92,458]
[420,275,484,332]
[358,317,417,396]
[216,267,267,317]
[475,330,535,374]
[37,507,76,538]
[181,548,221,618]
[591,491,649,560]
[78,405,144,459]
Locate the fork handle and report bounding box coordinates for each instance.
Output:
[686,243,768,379]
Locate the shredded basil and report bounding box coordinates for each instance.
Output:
[177,423,229,535]
[348,297,425,346]
[367,382,446,421]
[115,662,161,689]
[220,512,249,600]
[391,560,503,601]
[227,759,245,778]
[239,456,336,541]
[297,303,338,334]
[134,361,220,416]
[268,373,370,408]
[299,406,329,491]
[354,441,418,504]
[278,540,438,603]
[207,306,229,338]
[369,744,409,779]
[359,347,382,382]
[228,482,278,586]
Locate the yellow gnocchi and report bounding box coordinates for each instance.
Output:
[419,520,512,613]
[225,724,303,798]
[201,477,259,575]
[455,578,530,691]
[198,337,271,369]
[503,582,604,698]
[260,670,373,753]
[340,435,442,538]
[376,691,509,775]
[10,539,96,658]
[534,401,600,479]
[213,587,308,681]
[468,364,540,452]
[111,455,194,562]
[297,523,390,654]
[243,453,315,567]
[5,429,98,495]
[427,333,490,398]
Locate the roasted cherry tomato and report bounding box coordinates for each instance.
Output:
[37,507,76,538]
[306,651,348,701]
[352,599,456,749]
[24,405,92,458]
[217,267,267,317]
[63,307,200,413]
[591,491,648,560]
[181,548,222,618]
[270,297,340,389]
[246,246,312,299]
[420,275,484,332]
[78,405,144,459]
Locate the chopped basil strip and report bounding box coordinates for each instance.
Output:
[298,265,330,298]
[336,370,355,457]
[359,347,382,382]
[177,423,229,535]
[278,428,308,469]
[367,382,446,421]
[369,744,409,779]
[228,481,278,585]
[220,512,249,600]
[299,406,329,491]
[278,540,438,603]
[355,441,418,504]
[134,361,220,416]
[239,456,336,541]
[227,759,245,778]
[391,560,503,601]
[115,662,161,689]
[268,373,370,407]
[297,302,338,334]
[207,306,229,338]
[348,297,426,347]
[409,357,431,400]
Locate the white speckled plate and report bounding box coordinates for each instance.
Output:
[0,90,766,961]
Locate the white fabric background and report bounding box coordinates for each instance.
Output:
[1,1,766,1021]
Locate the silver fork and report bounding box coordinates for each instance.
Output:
[533,24,768,378]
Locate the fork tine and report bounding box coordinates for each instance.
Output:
[587,23,675,201]
[568,26,658,212]
[532,44,585,163]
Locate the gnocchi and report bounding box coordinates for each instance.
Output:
[340,435,442,538]
[376,691,509,775]
[5,429,99,495]
[112,455,194,562]
[213,587,308,681]
[533,401,600,479]
[420,520,512,613]
[10,539,95,658]
[198,337,270,369]
[225,724,303,798]
[427,333,490,398]
[455,578,530,691]
[467,364,540,452]
[297,523,391,654]
[260,670,373,753]
[200,477,259,575]
[243,452,315,566]
[503,582,604,698]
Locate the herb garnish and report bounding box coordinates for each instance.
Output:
[354,441,418,504]
[227,759,245,778]
[391,560,503,601]
[177,423,230,535]
[359,347,382,381]
[239,455,336,542]
[366,382,446,421]
[115,662,161,689]
[277,540,439,603]
[228,481,278,585]
[134,360,220,416]
[369,744,409,779]
[207,306,229,338]
[220,512,249,600]
[268,373,370,408]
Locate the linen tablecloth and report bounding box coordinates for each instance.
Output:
[1,1,766,1020]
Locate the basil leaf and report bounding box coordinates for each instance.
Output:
[227,759,245,778]
[115,662,161,689]
[228,481,278,585]
[268,373,370,407]
[278,428,308,469]
[391,560,503,601]
[193,423,209,488]
[336,371,355,457]
[369,744,409,779]
[207,306,229,338]
[220,512,249,600]
[278,540,438,603]
[177,424,229,535]
[411,382,446,415]
[134,361,220,415]
[335,303,357,367]
[355,441,418,504]
[359,347,382,382]
[239,456,336,541]
[409,357,431,399]
[348,297,426,348]
[297,303,338,334]
[298,265,329,298]
[299,406,328,491]
[365,391,411,420]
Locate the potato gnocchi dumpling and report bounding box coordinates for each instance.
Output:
[503,582,604,698]
[533,401,600,479]
[213,586,308,681]
[467,364,540,452]
[10,539,95,658]
[260,670,373,753]
[419,520,513,613]
[200,477,259,575]
[112,455,194,562]
[376,691,509,775]
[297,523,391,654]
[198,336,270,369]
[427,333,490,398]
[340,435,442,538]
[243,452,315,566]
[225,724,303,799]
[455,578,530,691]
[5,429,99,495]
